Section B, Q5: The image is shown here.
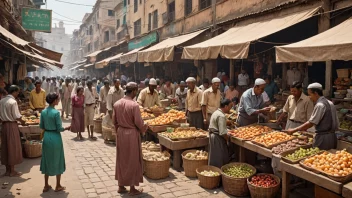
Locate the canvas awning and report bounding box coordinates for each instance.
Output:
[138,29,207,62]
[182,7,319,60]
[69,63,85,70]
[95,53,123,69]
[120,47,145,64]
[276,17,352,62]
[84,63,94,68]
[0,24,63,67]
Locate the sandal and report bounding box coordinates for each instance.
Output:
[128,188,143,196]
[43,185,52,193]
[118,187,128,194]
[55,186,66,192]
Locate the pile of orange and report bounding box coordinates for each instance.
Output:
[302,150,352,177]
[228,125,271,140]
[252,131,293,147]
[146,109,185,126]
[141,111,154,119]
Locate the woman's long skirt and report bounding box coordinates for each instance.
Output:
[71,106,85,132]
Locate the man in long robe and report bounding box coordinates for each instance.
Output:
[113,82,148,196]
[208,99,233,168]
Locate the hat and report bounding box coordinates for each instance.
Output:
[254,78,266,86]
[186,77,196,82]
[149,78,157,85]
[212,77,221,83]
[126,82,138,90]
[308,82,323,90]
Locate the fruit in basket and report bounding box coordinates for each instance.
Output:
[145,109,185,125]
[340,120,352,130]
[228,125,271,140]
[142,151,170,161]
[285,147,320,161]
[252,132,294,147]
[250,174,278,188]
[223,164,254,178]
[200,170,220,177]
[142,141,160,151]
[184,150,208,160]
[302,150,352,176]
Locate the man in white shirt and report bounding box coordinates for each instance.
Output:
[41,76,49,96]
[175,81,188,109]
[99,80,110,114]
[84,80,98,140]
[287,64,301,88]
[199,78,210,92]
[238,69,249,95]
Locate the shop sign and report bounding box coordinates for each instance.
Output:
[128,32,158,51]
[21,8,52,32]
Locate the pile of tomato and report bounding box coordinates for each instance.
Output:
[249,174,278,188]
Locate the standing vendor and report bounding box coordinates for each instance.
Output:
[201,77,221,126]
[208,99,233,168]
[237,78,271,126]
[277,81,314,130]
[137,78,161,108]
[185,77,203,129]
[285,83,338,150]
[29,80,46,112]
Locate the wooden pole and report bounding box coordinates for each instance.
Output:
[134,63,136,81]
[230,59,234,84]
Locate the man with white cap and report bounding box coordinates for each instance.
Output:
[185,77,203,129]
[137,78,161,108]
[237,78,271,126]
[174,81,187,109]
[285,82,338,150]
[201,77,221,127]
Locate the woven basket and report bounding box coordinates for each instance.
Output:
[182,150,208,178]
[93,119,102,133]
[247,174,281,198]
[143,159,170,179]
[102,126,116,141]
[221,163,256,197]
[196,165,221,189]
[337,69,349,78]
[24,142,42,158]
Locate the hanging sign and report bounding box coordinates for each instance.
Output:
[21,8,52,32]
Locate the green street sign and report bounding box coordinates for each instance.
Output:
[128,31,158,50]
[21,8,52,32]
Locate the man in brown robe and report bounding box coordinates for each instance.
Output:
[0,85,26,177]
[113,82,148,196]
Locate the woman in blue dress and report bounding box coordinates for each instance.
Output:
[40,93,70,193]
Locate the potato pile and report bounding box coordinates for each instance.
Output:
[184,150,208,160]
[200,170,220,177]
[228,125,271,140]
[160,127,207,140]
[302,150,352,177]
[145,109,185,125]
[142,141,161,151]
[272,138,312,154]
[252,132,294,147]
[143,151,171,161]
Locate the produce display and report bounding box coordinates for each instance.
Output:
[184,150,208,160]
[160,127,207,140]
[141,111,155,119]
[142,151,170,161]
[302,150,352,177]
[249,174,278,188]
[272,137,312,154]
[340,120,352,131]
[145,109,185,125]
[142,141,161,151]
[252,131,295,148]
[228,125,272,140]
[94,113,105,120]
[223,164,254,178]
[199,170,220,177]
[20,109,34,116]
[22,115,40,125]
[284,147,321,161]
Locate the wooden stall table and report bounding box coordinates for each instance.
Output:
[281,161,343,198]
[230,137,273,162]
[146,124,177,142]
[343,182,352,198]
[157,134,209,171]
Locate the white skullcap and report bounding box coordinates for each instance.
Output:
[255,78,266,86]
[308,82,323,90]
[149,78,157,85]
[222,72,226,75]
[212,77,221,83]
[186,77,196,82]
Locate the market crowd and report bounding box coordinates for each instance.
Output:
[0,69,338,196]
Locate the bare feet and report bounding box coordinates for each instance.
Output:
[43,185,52,193]
[9,172,22,177]
[129,188,143,196]
[117,186,128,193]
[54,186,66,192]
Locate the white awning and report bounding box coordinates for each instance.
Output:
[84,63,94,68]
[276,16,352,62]
[95,53,123,69]
[120,47,145,64]
[182,7,319,60]
[138,29,207,62]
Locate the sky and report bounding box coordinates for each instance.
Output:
[46,0,97,35]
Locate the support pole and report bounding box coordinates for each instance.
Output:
[230,59,234,84]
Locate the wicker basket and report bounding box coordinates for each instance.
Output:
[182,150,208,178]
[337,69,350,78]
[221,163,256,197]
[102,126,116,141]
[247,173,281,198]
[24,142,42,158]
[143,159,170,179]
[196,165,221,189]
[93,119,102,133]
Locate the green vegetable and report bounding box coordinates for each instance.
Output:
[224,164,254,178]
[285,147,320,161]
